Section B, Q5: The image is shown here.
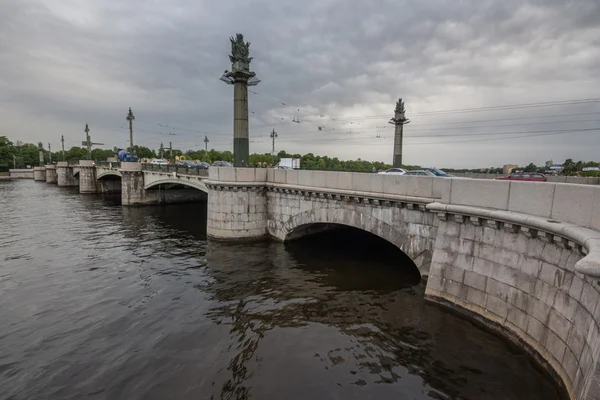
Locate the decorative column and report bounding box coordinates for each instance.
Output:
[220,33,260,167]
[45,164,57,184]
[78,160,97,193]
[57,162,78,187]
[389,98,410,168]
[38,141,45,166]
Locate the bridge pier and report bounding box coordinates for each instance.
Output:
[78,160,97,193]
[45,165,57,184]
[33,166,46,181]
[206,168,268,240]
[121,162,159,206]
[57,162,78,187]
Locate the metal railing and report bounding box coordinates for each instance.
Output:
[95,161,121,169]
[141,163,209,177]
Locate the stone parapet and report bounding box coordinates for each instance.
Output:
[445,179,600,233]
[9,169,34,179]
[120,161,142,172]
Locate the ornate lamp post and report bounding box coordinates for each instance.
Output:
[220,33,260,167]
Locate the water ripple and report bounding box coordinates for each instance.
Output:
[0,180,566,400]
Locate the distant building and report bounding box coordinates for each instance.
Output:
[583,167,600,172]
[549,164,563,173]
[503,164,518,175]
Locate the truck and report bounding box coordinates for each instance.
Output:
[117,150,139,162]
[277,158,300,169]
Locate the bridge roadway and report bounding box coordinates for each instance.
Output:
[23,162,600,400]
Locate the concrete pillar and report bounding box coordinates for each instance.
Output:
[78,160,97,193]
[207,185,267,240]
[233,79,249,167]
[33,166,46,181]
[393,123,403,167]
[207,168,267,240]
[57,162,78,187]
[120,162,159,205]
[45,165,57,184]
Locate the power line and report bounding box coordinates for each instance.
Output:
[248,91,600,121]
[127,105,600,144]
[243,119,600,140]
[399,111,600,127]
[272,128,598,147]
[255,127,599,144]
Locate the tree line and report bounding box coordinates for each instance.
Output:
[0,136,403,173]
[2,135,597,176]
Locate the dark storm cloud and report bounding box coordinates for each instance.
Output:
[1,0,599,167]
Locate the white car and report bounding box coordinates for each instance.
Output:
[150,159,169,165]
[377,168,407,175]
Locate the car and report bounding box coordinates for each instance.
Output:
[196,161,210,169]
[412,167,453,177]
[495,172,547,182]
[212,161,232,167]
[177,160,197,168]
[150,158,168,165]
[404,170,436,176]
[377,168,407,175]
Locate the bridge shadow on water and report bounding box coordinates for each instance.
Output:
[284,224,422,291]
[201,233,563,400]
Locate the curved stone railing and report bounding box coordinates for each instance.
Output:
[426,202,600,400]
[428,203,600,278]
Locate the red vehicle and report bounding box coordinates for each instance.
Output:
[495,171,547,182]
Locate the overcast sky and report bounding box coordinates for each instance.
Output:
[1,0,599,168]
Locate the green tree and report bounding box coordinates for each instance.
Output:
[90,148,115,161]
[130,145,157,159]
[0,136,15,170]
[64,147,88,163]
[563,158,575,174]
[523,163,538,172]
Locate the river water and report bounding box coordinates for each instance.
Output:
[0,180,565,400]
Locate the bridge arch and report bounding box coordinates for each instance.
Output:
[144,178,208,193]
[275,208,432,274]
[96,170,122,180]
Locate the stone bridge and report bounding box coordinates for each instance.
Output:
[28,162,600,399]
[50,161,209,204]
[206,166,600,400]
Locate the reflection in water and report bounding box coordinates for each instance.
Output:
[0,180,566,400]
